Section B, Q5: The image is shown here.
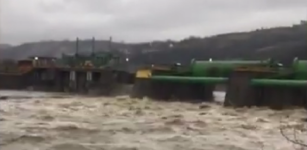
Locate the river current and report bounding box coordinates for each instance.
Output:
[0,90,306,150]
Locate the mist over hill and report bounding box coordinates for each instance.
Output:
[1,21,306,65]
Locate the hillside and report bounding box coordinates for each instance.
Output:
[1,21,306,65]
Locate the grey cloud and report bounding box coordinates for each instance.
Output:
[1,0,307,45]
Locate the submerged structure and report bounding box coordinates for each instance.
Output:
[0,37,306,110]
[132,58,307,109]
[0,37,134,95]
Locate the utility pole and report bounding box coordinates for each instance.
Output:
[108,36,112,51]
[75,37,79,57]
[91,37,95,56]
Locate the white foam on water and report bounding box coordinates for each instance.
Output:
[0,90,306,150]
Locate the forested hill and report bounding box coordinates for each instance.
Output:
[129,21,307,65]
[1,21,306,65]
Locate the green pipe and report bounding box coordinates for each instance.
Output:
[190,59,272,77]
[152,75,307,87]
[151,76,227,84]
[251,79,307,87]
[292,58,307,80]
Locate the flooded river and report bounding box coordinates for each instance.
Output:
[0,90,306,150]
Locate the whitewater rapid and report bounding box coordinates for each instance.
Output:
[0,90,306,150]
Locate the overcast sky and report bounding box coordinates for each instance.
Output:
[1,0,307,45]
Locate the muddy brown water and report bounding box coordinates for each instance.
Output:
[0,90,306,150]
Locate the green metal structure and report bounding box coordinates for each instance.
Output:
[0,37,134,95]
[190,59,270,77]
[56,37,121,68]
[131,58,307,109]
[59,52,120,68]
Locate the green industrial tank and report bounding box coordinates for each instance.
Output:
[292,58,307,80]
[190,59,269,77]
